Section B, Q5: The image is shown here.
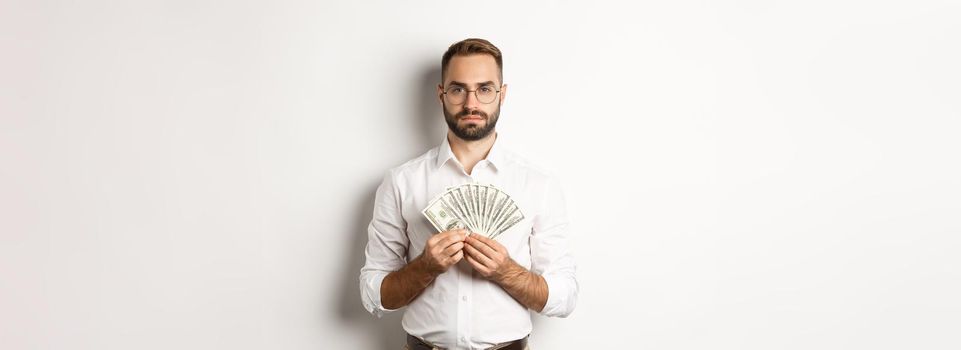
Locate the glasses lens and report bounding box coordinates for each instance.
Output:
[446,87,465,104]
[477,86,497,104]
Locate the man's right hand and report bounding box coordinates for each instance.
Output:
[418,229,468,276]
[380,229,468,310]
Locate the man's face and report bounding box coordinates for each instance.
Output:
[438,54,507,141]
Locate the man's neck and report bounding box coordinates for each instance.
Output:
[448,130,496,175]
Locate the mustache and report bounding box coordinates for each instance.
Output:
[457,110,488,119]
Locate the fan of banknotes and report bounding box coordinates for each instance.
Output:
[422,182,525,239]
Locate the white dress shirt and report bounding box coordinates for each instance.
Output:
[359,132,578,349]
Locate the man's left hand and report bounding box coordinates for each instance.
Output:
[463,233,521,283]
[464,232,550,313]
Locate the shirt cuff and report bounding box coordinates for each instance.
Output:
[361,271,401,318]
[538,272,578,318]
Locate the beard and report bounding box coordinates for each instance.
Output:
[443,102,500,141]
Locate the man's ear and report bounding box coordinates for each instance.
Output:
[499,83,508,106]
[437,84,445,105]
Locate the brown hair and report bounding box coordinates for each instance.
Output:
[441,38,503,85]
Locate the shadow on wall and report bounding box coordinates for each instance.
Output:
[333,63,444,350]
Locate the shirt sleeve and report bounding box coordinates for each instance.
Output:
[529,175,579,318]
[359,169,410,318]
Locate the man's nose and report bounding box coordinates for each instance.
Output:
[464,90,481,110]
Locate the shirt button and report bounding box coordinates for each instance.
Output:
[462,296,468,301]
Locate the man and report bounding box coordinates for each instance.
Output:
[359,38,578,350]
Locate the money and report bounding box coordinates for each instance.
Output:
[422,182,524,239]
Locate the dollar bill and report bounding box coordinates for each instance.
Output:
[421,182,525,239]
[422,194,466,232]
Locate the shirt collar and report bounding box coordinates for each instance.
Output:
[435,132,505,171]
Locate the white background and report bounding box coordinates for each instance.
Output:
[2,0,959,349]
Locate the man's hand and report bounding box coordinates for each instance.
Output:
[418,228,468,276]
[380,228,467,310]
[464,233,549,312]
[463,233,519,283]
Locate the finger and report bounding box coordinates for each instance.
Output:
[464,243,495,267]
[464,254,488,274]
[465,235,499,259]
[436,229,464,242]
[441,242,464,257]
[431,228,466,243]
[450,250,464,263]
[469,233,492,244]
[436,231,467,249]
[469,234,507,253]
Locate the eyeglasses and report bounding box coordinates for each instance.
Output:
[442,85,501,105]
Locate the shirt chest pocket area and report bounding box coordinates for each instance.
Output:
[400,194,435,256]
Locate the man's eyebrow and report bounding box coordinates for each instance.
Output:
[448,80,497,87]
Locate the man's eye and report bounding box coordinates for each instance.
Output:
[449,87,464,94]
[480,86,494,93]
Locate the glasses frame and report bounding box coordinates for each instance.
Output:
[442,84,502,105]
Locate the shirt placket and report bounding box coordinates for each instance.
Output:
[453,159,491,349]
[455,265,474,349]
[458,164,475,349]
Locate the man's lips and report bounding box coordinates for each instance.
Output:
[461,115,485,121]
